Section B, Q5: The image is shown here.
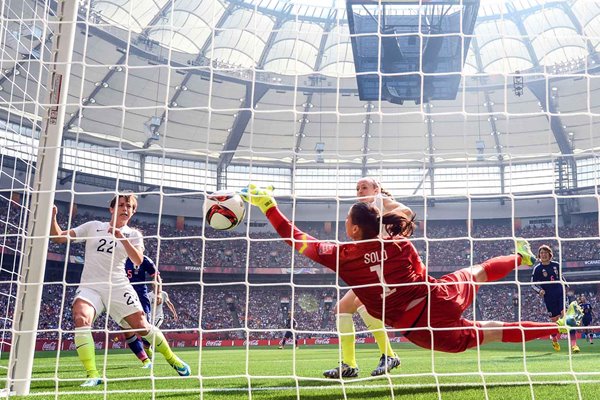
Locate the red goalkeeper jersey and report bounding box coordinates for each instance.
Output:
[266,207,430,330]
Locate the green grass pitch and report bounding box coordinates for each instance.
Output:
[2,341,600,399]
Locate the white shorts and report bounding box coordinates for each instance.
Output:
[74,284,143,326]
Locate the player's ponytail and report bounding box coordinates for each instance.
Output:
[350,202,415,240]
[382,209,416,238]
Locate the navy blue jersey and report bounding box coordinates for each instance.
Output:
[125,256,158,314]
[285,318,297,330]
[581,302,593,325]
[531,261,563,297]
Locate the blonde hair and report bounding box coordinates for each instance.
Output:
[360,177,395,200]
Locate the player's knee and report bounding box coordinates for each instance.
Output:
[352,296,364,308]
[73,314,92,327]
[139,321,152,336]
[337,297,357,314]
[471,264,487,282]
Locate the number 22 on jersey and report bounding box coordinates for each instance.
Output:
[97,238,115,253]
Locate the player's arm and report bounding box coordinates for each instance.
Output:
[265,207,339,270]
[166,298,178,321]
[50,205,77,243]
[241,185,339,271]
[530,266,545,297]
[110,227,143,266]
[382,198,414,220]
[151,273,163,305]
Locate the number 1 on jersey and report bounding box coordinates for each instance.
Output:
[369,265,397,298]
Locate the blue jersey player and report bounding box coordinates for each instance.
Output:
[278,316,298,349]
[124,255,163,367]
[531,245,580,353]
[578,295,594,344]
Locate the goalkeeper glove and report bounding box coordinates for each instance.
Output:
[240,184,277,214]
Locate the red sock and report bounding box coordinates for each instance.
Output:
[570,331,578,346]
[482,255,520,282]
[501,322,559,343]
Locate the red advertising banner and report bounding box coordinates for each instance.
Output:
[25,334,573,352]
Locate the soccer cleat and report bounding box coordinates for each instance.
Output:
[371,354,401,376]
[572,345,581,353]
[80,377,102,387]
[323,363,359,379]
[169,357,191,377]
[516,239,536,266]
[278,346,284,349]
[141,360,152,369]
[552,341,561,352]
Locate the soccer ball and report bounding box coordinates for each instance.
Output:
[204,191,246,230]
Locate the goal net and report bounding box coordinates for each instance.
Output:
[1,0,600,398]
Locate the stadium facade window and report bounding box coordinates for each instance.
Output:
[144,156,215,190]
[62,141,141,181]
[371,168,424,197]
[505,162,554,193]
[434,166,501,196]
[294,168,361,197]
[577,156,599,188]
[0,121,39,162]
[226,164,291,193]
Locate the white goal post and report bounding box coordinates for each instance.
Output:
[5,0,78,395]
[0,0,599,398]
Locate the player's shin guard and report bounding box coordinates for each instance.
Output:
[501,322,559,342]
[357,306,395,357]
[142,326,176,364]
[125,334,149,362]
[481,255,520,282]
[75,326,99,378]
[142,337,154,358]
[338,313,357,368]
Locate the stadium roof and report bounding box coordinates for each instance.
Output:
[1,0,599,194]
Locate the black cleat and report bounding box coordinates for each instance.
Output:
[323,363,359,379]
[371,354,401,376]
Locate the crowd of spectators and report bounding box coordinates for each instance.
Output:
[28,203,600,271]
[2,195,600,344]
[2,196,600,271]
[12,283,599,341]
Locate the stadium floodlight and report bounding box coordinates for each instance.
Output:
[346,0,480,104]
[315,142,325,163]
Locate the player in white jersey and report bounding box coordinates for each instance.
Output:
[148,290,178,328]
[326,178,414,378]
[50,194,190,387]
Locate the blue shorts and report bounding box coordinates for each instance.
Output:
[136,292,151,317]
[543,294,564,319]
[582,317,592,327]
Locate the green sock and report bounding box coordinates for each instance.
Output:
[142,327,176,364]
[74,327,98,378]
[357,306,395,358]
[338,313,357,368]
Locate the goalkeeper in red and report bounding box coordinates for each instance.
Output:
[242,185,582,378]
